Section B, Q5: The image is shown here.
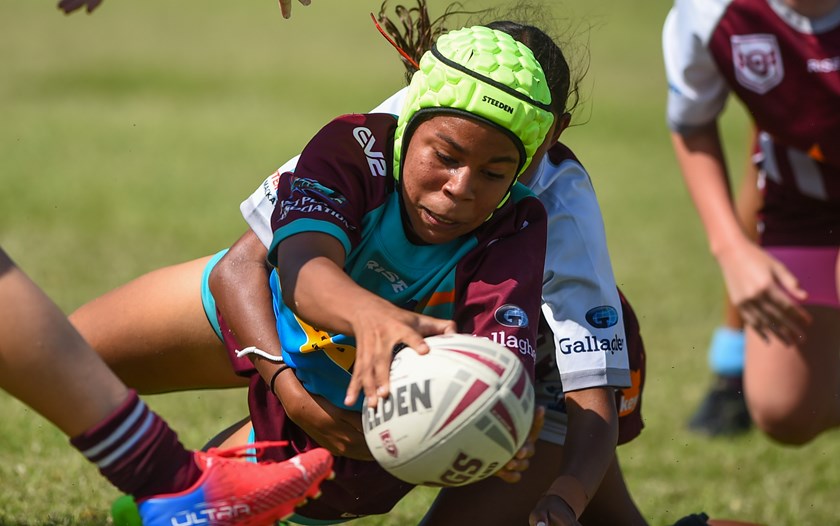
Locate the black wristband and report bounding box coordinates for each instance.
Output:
[268,364,291,395]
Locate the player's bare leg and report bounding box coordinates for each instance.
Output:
[688,150,761,437]
[744,304,840,444]
[70,256,247,393]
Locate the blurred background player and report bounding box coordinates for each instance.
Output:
[687,127,763,437]
[664,0,840,445]
[0,246,333,526]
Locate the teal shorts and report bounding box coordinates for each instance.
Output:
[200,249,228,341]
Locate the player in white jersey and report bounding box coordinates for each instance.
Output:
[664,0,840,445]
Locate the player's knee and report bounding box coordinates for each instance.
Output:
[751,404,823,445]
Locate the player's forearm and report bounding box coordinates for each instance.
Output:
[671,129,750,257]
[274,232,384,336]
[209,231,281,358]
[549,387,618,517]
[285,255,394,336]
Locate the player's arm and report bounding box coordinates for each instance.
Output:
[272,231,454,408]
[531,386,618,524]
[671,127,809,342]
[210,229,373,459]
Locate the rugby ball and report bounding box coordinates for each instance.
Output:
[362,333,534,487]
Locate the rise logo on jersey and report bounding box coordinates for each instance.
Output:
[365,260,408,293]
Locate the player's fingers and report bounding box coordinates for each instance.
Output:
[739,305,770,343]
[768,284,812,329]
[373,346,394,402]
[528,405,546,443]
[751,294,797,345]
[57,0,84,13]
[771,260,808,301]
[415,316,457,341]
[86,0,103,13]
[278,0,291,18]
[345,347,372,407]
[401,331,430,355]
[494,468,521,484]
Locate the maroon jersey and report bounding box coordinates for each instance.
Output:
[664,0,840,245]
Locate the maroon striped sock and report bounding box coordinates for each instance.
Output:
[69,390,202,500]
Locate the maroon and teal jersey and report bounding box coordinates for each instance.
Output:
[266,113,547,411]
[664,0,840,245]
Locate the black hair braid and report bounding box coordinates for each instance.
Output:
[376,0,484,84]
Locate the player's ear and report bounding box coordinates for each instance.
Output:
[552,112,572,141]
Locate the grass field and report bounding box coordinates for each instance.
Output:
[1,0,837,524]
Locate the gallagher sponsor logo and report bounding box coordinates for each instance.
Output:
[494,304,529,328]
[558,335,624,355]
[490,331,535,359]
[585,305,618,329]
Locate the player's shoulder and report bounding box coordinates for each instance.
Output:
[477,184,547,246]
[319,113,397,142]
[667,0,735,43]
[545,142,581,167]
[527,142,593,198]
[305,113,396,178]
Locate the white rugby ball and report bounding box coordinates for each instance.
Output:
[362,333,534,487]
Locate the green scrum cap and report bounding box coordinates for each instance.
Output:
[393,25,554,204]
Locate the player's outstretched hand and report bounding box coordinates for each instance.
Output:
[716,240,811,345]
[495,406,545,483]
[345,300,455,409]
[57,0,103,14]
[278,0,311,18]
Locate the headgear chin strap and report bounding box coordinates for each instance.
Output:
[393,25,554,208]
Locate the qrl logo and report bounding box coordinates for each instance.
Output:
[731,34,784,94]
[438,452,498,485]
[379,430,399,458]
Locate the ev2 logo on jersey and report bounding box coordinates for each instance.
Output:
[354,127,387,177]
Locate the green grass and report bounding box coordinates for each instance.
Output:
[0,1,837,524]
